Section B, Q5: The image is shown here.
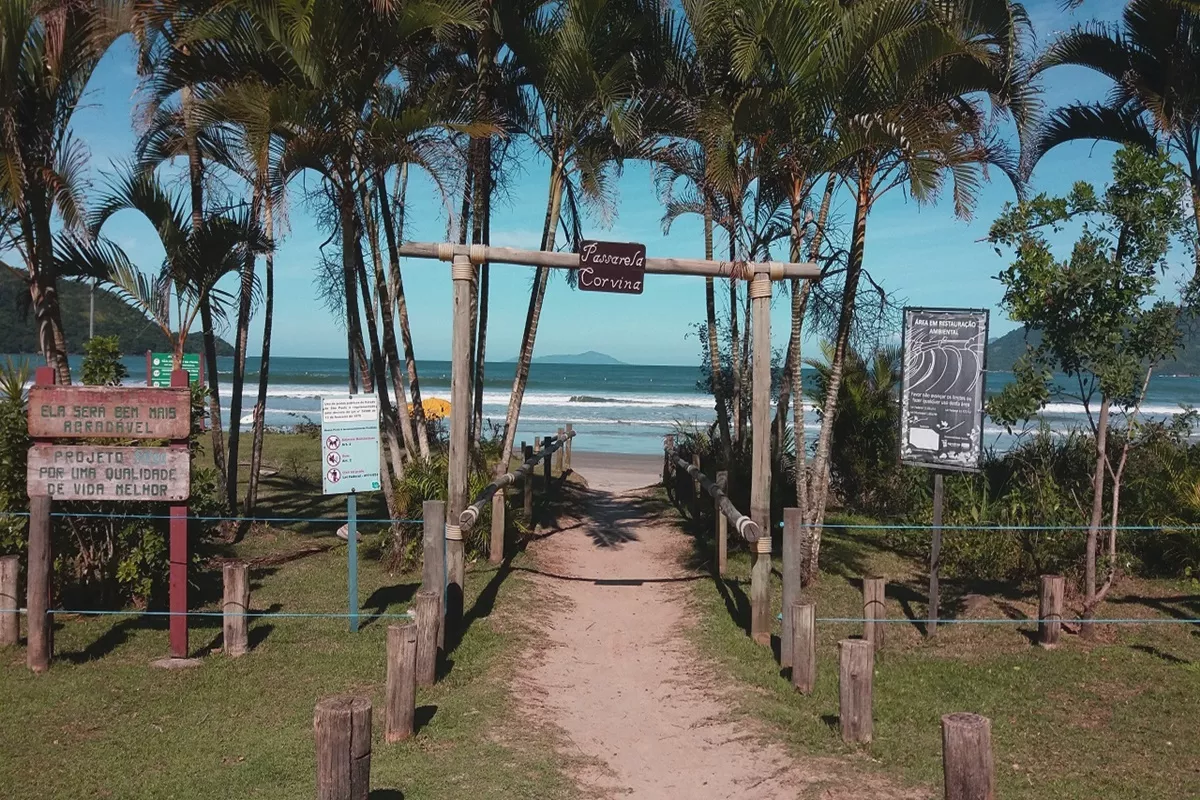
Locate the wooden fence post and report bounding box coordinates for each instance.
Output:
[748,273,772,556]
[565,423,573,470]
[1038,575,1064,648]
[863,576,886,652]
[691,453,701,499]
[315,695,372,800]
[750,533,771,646]
[222,561,250,657]
[0,554,18,647]
[715,471,728,576]
[489,491,505,565]
[663,434,675,490]
[838,639,873,744]
[445,253,473,644]
[791,602,816,694]
[26,493,51,673]
[781,508,802,667]
[555,427,565,473]
[421,500,446,648]
[542,435,553,494]
[942,712,995,800]
[414,589,439,687]
[522,443,533,519]
[385,622,418,743]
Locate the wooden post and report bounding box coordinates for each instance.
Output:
[791,602,816,694]
[715,471,728,576]
[314,695,372,800]
[942,712,995,800]
[522,443,533,519]
[928,471,945,637]
[564,423,573,470]
[421,500,446,648]
[748,273,772,539]
[488,490,505,565]
[555,427,565,473]
[750,533,772,646]
[781,508,802,667]
[385,622,418,743]
[663,434,675,490]
[1039,574,1064,648]
[27,493,52,673]
[168,368,191,658]
[222,561,250,657]
[445,253,473,642]
[542,435,552,493]
[0,554,18,647]
[863,576,886,652]
[690,453,701,499]
[838,639,873,744]
[414,589,439,687]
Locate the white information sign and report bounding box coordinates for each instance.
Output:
[320,396,381,495]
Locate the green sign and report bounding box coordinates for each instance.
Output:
[149,353,201,387]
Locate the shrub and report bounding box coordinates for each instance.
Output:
[80,335,127,386]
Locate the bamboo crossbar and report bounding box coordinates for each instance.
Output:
[460,429,577,530]
[666,450,760,542]
[396,242,821,280]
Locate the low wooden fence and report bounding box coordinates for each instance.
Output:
[461,426,577,565]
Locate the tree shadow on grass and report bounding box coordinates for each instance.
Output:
[368,791,404,799]
[357,582,420,631]
[715,575,751,636]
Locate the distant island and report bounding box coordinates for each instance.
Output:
[1,270,234,355]
[988,324,1200,376]
[509,350,627,366]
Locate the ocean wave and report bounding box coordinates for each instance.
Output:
[1041,402,1188,416]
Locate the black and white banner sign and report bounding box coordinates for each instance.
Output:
[900,308,989,472]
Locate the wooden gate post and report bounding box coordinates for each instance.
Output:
[0,554,18,647]
[421,500,446,648]
[385,622,418,742]
[749,273,773,647]
[522,443,533,519]
[222,561,250,657]
[555,427,565,473]
[838,639,873,744]
[942,712,995,800]
[315,695,372,800]
[1038,574,1064,648]
[564,423,573,470]
[791,602,816,694]
[542,435,552,493]
[863,576,886,652]
[781,508,802,667]
[489,491,505,565]
[445,252,474,642]
[715,471,728,576]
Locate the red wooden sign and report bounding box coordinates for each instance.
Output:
[27,385,191,439]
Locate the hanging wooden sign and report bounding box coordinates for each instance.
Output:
[27,385,191,439]
[577,240,646,295]
[27,445,191,501]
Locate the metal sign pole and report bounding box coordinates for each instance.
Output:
[347,490,358,633]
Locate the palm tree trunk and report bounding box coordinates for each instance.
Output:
[728,232,741,449]
[773,176,808,459]
[377,166,430,458]
[245,189,274,517]
[497,148,564,474]
[472,137,492,448]
[27,199,72,385]
[355,236,405,480]
[339,171,372,394]
[226,185,262,512]
[804,167,871,583]
[704,201,732,461]
[1081,396,1110,640]
[361,175,417,462]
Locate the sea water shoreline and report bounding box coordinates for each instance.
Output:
[8,354,1198,457]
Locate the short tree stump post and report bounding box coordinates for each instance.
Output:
[315,695,372,800]
[942,712,995,800]
[421,500,446,648]
[838,639,873,744]
[781,508,802,667]
[750,535,772,645]
[791,602,816,694]
[0,554,18,647]
[489,490,505,565]
[414,589,439,687]
[1038,574,1064,648]
[715,471,728,576]
[862,576,886,652]
[385,622,418,742]
[222,561,250,657]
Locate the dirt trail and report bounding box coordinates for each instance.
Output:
[520,485,924,800]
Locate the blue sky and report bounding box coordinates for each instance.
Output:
[64,0,1148,366]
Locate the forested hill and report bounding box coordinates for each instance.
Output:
[1,269,233,355]
[988,324,1200,376]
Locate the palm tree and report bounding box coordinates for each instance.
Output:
[798,0,1034,581]
[0,0,125,384]
[1026,0,1200,273]
[58,167,269,369]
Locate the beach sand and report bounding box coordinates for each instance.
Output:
[569,450,663,493]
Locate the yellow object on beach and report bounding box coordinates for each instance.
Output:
[411,397,451,420]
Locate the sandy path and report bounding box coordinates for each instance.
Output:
[520,487,924,800]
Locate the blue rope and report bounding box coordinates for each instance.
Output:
[773,520,1200,532]
[0,608,414,619]
[0,510,422,525]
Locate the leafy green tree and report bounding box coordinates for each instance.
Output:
[987,146,1191,637]
[80,335,127,385]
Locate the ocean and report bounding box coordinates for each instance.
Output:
[18,355,1200,456]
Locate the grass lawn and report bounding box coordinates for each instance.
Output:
[0,432,574,800]
[674,498,1200,799]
